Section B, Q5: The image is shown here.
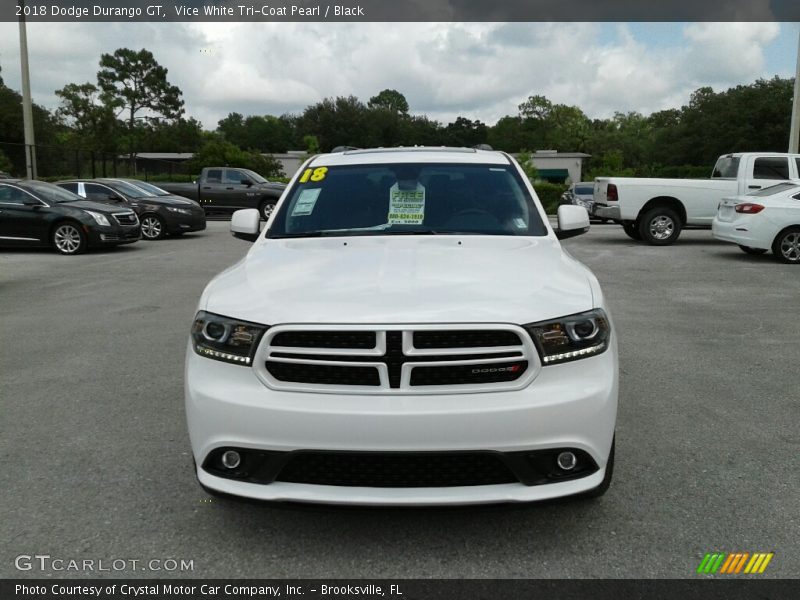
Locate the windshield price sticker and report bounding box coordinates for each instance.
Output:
[291,188,322,216]
[388,183,426,225]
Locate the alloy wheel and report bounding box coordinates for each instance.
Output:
[54,224,82,254]
[780,232,800,262]
[141,216,162,239]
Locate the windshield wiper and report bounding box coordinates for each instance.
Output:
[382,229,441,235]
[269,231,328,239]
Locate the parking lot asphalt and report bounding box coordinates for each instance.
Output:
[1,222,798,579]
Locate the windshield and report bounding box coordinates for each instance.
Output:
[712,156,740,178]
[23,181,83,203]
[242,169,267,184]
[268,162,547,238]
[108,180,153,198]
[126,180,169,196]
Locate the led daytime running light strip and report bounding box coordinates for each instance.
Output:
[542,342,605,364]
[197,345,251,364]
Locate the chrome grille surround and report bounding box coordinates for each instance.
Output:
[253,323,540,395]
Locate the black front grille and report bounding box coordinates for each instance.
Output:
[410,360,528,386]
[113,212,137,225]
[266,361,379,386]
[275,452,519,487]
[272,331,376,349]
[413,330,522,349]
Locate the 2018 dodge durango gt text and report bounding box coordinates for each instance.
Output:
[185,147,619,506]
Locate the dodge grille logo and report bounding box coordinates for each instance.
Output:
[471,365,521,374]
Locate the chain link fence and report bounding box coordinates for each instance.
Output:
[0,140,196,182]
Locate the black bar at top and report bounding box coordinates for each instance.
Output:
[3,0,800,22]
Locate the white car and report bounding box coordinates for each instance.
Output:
[712,181,800,264]
[185,147,618,506]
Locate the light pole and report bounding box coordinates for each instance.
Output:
[790,26,800,154]
[18,0,37,179]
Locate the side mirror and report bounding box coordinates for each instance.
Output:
[555,205,590,240]
[109,194,124,202]
[230,209,261,242]
[22,196,41,206]
[241,178,253,187]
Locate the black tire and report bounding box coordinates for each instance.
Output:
[580,437,615,499]
[638,207,682,245]
[622,222,642,240]
[259,200,276,221]
[51,221,88,255]
[140,214,166,240]
[771,226,800,264]
[738,245,767,256]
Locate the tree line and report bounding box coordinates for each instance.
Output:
[0,47,795,180]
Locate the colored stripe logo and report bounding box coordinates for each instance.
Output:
[697,552,773,574]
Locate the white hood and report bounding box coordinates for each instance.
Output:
[201,236,595,325]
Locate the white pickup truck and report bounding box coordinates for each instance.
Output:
[593,152,800,245]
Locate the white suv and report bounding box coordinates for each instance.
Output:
[185,147,618,505]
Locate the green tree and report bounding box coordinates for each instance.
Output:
[55,82,119,156]
[303,135,320,154]
[442,116,488,147]
[487,116,528,152]
[141,117,204,152]
[0,147,12,173]
[515,150,539,180]
[187,138,284,178]
[217,112,246,147]
[298,95,370,151]
[97,48,184,165]
[368,89,409,114]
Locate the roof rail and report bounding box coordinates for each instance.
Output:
[472,144,493,151]
[331,146,360,153]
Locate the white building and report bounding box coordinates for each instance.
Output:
[514,150,591,184]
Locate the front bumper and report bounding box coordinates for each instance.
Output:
[593,205,621,221]
[185,342,618,505]
[87,225,140,246]
[163,210,206,234]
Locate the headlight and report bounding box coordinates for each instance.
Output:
[84,210,110,226]
[191,311,268,365]
[167,207,191,215]
[524,309,611,365]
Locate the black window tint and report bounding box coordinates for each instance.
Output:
[224,169,246,184]
[84,183,111,198]
[206,169,222,183]
[753,157,790,180]
[796,158,800,177]
[575,185,593,195]
[712,156,740,178]
[748,182,800,196]
[0,185,30,205]
[59,182,78,193]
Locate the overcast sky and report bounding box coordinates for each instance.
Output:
[0,22,797,131]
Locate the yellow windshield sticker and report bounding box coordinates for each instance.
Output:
[298,167,328,183]
[388,183,426,225]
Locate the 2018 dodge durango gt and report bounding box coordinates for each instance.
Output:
[185,147,618,506]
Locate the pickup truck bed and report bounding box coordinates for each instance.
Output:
[593,152,800,245]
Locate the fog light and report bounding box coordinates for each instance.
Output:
[557,451,577,471]
[221,450,241,469]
